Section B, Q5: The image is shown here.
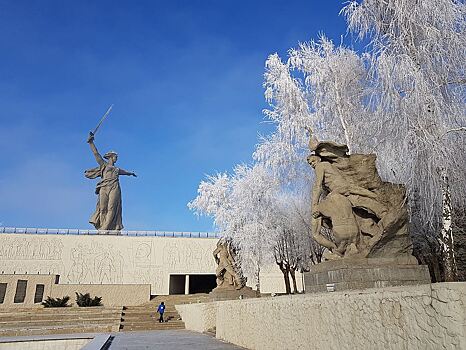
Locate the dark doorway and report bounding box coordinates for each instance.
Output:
[169,275,186,295]
[14,280,27,303]
[34,284,45,304]
[189,274,216,294]
[0,283,7,304]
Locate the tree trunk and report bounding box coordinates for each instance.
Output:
[255,263,261,292]
[441,169,457,281]
[279,265,292,294]
[289,268,298,294]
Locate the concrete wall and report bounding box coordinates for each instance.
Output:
[179,282,466,350]
[0,275,56,307]
[0,338,91,350]
[50,284,150,307]
[0,274,150,307]
[0,233,217,295]
[176,302,218,333]
[259,270,304,294]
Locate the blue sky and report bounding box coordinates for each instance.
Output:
[0,1,353,231]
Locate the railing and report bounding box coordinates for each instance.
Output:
[0,227,221,238]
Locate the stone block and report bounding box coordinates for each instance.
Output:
[209,286,258,301]
[304,259,430,293]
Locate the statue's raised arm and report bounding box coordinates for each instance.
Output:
[87,132,105,166]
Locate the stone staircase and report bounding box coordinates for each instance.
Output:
[0,294,211,336]
[119,294,209,332]
[0,307,121,337]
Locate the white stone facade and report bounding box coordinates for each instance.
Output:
[0,233,217,295]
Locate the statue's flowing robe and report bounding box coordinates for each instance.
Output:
[84,164,123,231]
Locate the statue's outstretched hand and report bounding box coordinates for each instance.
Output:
[87,132,95,144]
[131,172,137,177]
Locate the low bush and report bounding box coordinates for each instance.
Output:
[41,296,71,308]
[75,292,103,307]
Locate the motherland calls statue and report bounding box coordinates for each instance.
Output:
[213,238,245,290]
[308,137,413,261]
[85,132,136,232]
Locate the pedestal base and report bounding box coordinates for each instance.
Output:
[209,286,258,301]
[304,258,430,293]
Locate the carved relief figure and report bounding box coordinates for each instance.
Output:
[165,243,181,269]
[85,132,137,231]
[97,250,116,283]
[68,246,87,283]
[65,243,123,284]
[0,238,63,261]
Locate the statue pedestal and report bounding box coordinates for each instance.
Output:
[209,285,258,301]
[303,258,430,293]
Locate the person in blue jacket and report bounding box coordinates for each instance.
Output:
[157,301,166,323]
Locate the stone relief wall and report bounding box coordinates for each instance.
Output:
[0,234,218,295]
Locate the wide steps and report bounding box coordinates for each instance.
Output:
[0,324,117,337]
[119,299,188,332]
[119,293,209,332]
[121,320,184,327]
[0,294,209,337]
[122,312,178,318]
[0,307,121,315]
[0,312,121,322]
[0,307,121,337]
[0,317,118,328]
[119,322,185,331]
[147,294,209,305]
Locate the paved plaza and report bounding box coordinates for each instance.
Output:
[107,330,243,350]
[0,331,244,350]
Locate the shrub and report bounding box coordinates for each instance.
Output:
[41,296,71,308]
[75,292,103,307]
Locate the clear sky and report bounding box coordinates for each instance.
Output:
[0,1,353,232]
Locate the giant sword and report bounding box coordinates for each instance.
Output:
[90,104,114,136]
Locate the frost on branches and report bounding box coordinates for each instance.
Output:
[342,0,466,281]
[189,0,466,292]
[189,164,312,293]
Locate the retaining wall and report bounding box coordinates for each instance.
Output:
[177,282,466,350]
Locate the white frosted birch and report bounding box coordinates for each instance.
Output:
[343,0,466,280]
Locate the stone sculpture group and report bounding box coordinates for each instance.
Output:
[307,137,412,261]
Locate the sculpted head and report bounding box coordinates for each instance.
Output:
[104,151,118,164]
[307,155,321,168]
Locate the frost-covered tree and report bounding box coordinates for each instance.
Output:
[255,38,370,271]
[189,163,312,293]
[190,0,466,291]
[342,0,466,281]
[257,0,466,281]
[288,37,368,152]
[271,193,312,293]
[190,37,374,292]
[189,164,280,290]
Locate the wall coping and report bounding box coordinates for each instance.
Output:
[0,227,220,238]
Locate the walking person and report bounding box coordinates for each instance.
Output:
[157,301,166,323]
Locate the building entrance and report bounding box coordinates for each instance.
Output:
[169,274,216,295]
